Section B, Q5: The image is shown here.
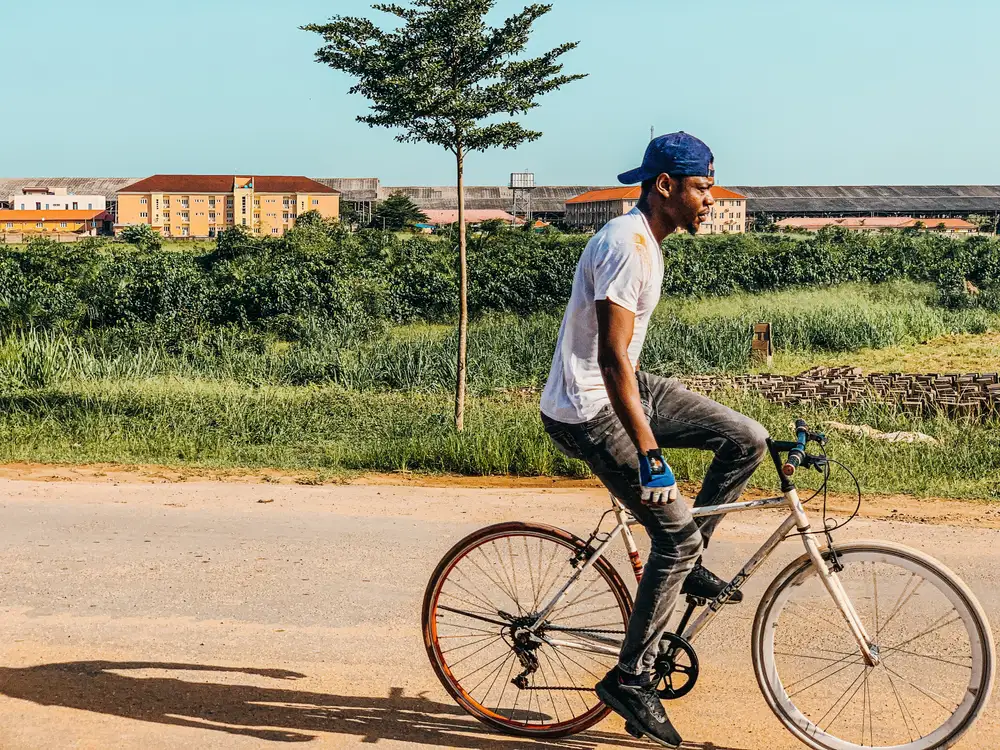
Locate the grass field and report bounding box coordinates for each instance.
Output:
[0,276,996,497]
[0,379,995,498]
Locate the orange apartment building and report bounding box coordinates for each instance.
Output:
[116,175,340,238]
[565,186,746,234]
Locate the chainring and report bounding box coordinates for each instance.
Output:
[654,632,699,699]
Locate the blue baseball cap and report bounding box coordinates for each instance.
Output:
[617,131,715,184]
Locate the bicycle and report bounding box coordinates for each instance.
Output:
[421,420,995,749]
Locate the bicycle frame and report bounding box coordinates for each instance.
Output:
[529,439,881,668]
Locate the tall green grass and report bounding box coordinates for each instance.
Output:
[0,379,995,498]
[0,283,993,392]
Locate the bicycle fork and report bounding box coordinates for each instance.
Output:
[787,488,881,668]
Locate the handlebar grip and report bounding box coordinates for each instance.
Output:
[782,449,804,477]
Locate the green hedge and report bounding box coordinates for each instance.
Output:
[2,223,998,340]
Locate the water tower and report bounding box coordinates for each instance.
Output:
[509,171,535,227]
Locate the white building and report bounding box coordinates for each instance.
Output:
[14,186,106,212]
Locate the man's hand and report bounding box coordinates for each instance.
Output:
[638,449,679,506]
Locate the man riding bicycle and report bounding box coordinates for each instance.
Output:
[540,132,769,747]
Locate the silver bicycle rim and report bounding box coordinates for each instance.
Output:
[754,541,994,750]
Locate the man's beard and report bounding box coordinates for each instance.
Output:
[686,222,699,235]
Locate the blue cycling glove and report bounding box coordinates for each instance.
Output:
[638,449,679,506]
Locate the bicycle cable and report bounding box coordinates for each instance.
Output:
[785,443,863,539]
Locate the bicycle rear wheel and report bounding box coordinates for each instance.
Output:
[422,521,633,738]
[753,540,995,750]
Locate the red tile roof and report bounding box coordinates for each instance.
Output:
[710,186,746,200]
[423,209,522,225]
[566,185,745,204]
[566,187,642,204]
[898,218,976,230]
[118,175,338,194]
[0,209,110,221]
[777,216,977,231]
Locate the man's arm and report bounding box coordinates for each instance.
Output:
[596,299,657,454]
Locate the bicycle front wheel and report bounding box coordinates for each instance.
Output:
[753,540,995,750]
[422,521,633,738]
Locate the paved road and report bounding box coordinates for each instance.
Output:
[0,478,997,749]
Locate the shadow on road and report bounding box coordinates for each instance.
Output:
[0,661,747,749]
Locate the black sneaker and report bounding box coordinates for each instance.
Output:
[682,559,743,603]
[595,669,683,748]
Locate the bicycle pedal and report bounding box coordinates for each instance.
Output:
[624,720,644,739]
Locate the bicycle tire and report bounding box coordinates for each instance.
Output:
[752,540,995,750]
[422,521,634,738]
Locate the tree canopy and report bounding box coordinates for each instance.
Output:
[371,193,430,230]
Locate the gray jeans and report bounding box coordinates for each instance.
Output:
[542,371,769,676]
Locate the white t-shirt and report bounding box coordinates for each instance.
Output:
[540,208,664,424]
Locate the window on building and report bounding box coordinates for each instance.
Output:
[209,212,216,222]
[209,199,216,207]
[163,199,170,207]
[5,222,12,229]
[163,226,170,235]
[61,222,68,228]
[242,218,247,226]
[163,212,170,220]
[283,212,289,220]
[181,227,189,236]
[35,202,41,210]
[312,199,319,205]
[88,203,93,210]
[272,228,279,234]
[45,204,49,210]
[227,213,234,220]
[140,211,148,218]
[140,198,148,204]
[180,199,189,208]
[72,202,78,210]
[254,199,260,207]
[36,222,43,228]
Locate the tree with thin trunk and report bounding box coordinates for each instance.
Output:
[303,1,585,430]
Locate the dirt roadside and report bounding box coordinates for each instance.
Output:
[0,460,997,530]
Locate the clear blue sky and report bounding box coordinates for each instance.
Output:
[3,0,997,186]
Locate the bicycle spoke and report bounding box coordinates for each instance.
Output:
[448,638,505,669]
[539,648,578,717]
[437,604,508,627]
[877,574,924,640]
[524,536,538,612]
[457,648,516,684]
[815,664,868,733]
[461,554,517,609]
[886,645,971,670]
[547,575,605,622]
[506,536,522,616]
[442,575,505,615]
[437,626,498,638]
[882,664,959,714]
[884,663,920,742]
[470,650,514,701]
[883,612,961,656]
[534,653,561,724]
[441,634,502,656]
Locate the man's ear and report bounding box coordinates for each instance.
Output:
[656,173,672,198]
